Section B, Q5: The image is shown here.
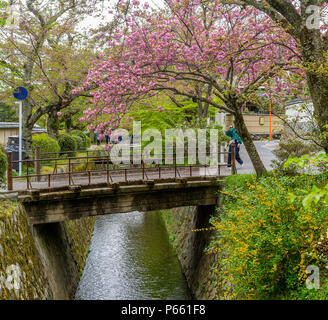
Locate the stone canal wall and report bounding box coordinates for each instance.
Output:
[0,198,95,299]
[161,205,220,300]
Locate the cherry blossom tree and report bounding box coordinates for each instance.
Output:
[0,0,104,157]
[233,0,328,153]
[78,0,305,176]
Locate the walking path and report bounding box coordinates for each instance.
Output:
[235,140,279,174]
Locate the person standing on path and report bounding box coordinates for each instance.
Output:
[225,125,244,167]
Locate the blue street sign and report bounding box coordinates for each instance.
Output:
[13,87,28,100]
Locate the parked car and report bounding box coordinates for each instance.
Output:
[5,136,26,171]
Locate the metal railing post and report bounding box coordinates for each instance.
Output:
[174,154,177,178]
[86,151,89,172]
[26,160,29,189]
[68,158,71,186]
[231,143,237,175]
[107,156,110,184]
[35,146,41,182]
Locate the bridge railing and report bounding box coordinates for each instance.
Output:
[5,145,237,191]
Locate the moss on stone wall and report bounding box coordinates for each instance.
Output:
[0,199,95,300]
[63,217,96,277]
[160,207,194,253]
[160,206,220,300]
[0,200,52,299]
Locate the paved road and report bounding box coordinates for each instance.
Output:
[2,141,279,192]
[236,140,279,174]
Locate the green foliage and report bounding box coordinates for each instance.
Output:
[0,1,9,27]
[71,130,89,150]
[130,106,188,133]
[72,135,85,151]
[208,173,328,299]
[285,152,328,210]
[32,133,60,160]
[12,165,35,177]
[0,143,5,153]
[0,149,7,187]
[86,136,91,148]
[127,100,227,159]
[284,151,328,171]
[221,173,256,190]
[58,134,77,156]
[128,98,216,133]
[284,279,328,300]
[272,139,320,174]
[0,102,18,122]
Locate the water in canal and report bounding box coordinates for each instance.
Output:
[75,211,191,300]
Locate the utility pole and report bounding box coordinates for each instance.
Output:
[13,87,28,176]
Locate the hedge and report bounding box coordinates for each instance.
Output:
[58,134,77,156]
[32,133,60,160]
[71,130,91,150]
[72,135,85,151]
[86,136,91,148]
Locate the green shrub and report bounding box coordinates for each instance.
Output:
[86,136,91,148]
[73,162,97,172]
[208,173,328,300]
[272,139,320,174]
[71,130,88,150]
[58,134,77,156]
[32,133,60,160]
[0,150,7,187]
[0,143,5,153]
[72,135,85,151]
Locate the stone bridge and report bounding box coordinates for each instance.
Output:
[18,176,223,225]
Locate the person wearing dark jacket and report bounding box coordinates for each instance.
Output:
[225,126,244,167]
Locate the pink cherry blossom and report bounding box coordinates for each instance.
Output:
[77,1,306,134]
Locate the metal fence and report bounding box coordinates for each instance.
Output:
[6,145,237,191]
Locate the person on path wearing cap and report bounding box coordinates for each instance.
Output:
[225,125,244,168]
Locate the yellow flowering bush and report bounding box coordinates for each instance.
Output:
[208,173,328,299]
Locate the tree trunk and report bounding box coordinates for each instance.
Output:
[233,109,267,177]
[65,118,72,135]
[47,111,59,139]
[22,100,34,159]
[304,72,328,153]
[300,28,328,153]
[308,76,328,153]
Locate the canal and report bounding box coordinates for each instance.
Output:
[75,211,191,300]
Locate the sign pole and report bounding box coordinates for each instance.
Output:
[18,100,22,176]
[13,87,28,177]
